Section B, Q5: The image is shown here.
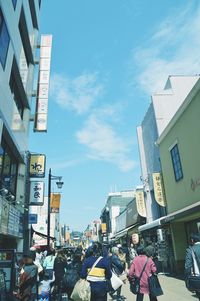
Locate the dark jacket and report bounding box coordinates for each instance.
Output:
[185,242,200,278]
[54,257,67,284]
[110,254,124,275]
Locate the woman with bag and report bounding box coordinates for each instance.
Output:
[128,245,158,301]
[80,242,112,301]
[109,246,125,301]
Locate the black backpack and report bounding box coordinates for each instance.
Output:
[63,263,80,288]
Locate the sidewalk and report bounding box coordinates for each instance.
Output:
[108,275,199,301]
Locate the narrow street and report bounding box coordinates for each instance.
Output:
[108,275,198,301]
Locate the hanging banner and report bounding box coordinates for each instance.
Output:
[50,193,61,213]
[135,190,146,217]
[29,154,46,178]
[34,35,52,132]
[30,181,44,205]
[101,223,107,233]
[153,173,166,207]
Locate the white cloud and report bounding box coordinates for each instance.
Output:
[51,159,82,171]
[133,3,200,94]
[76,115,135,172]
[50,73,103,114]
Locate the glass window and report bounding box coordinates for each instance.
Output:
[0,137,18,196]
[9,63,24,118]
[0,9,10,69]
[12,0,17,9]
[170,144,183,182]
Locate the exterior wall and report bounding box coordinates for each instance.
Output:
[115,210,126,233]
[0,0,40,251]
[159,84,200,213]
[158,78,200,274]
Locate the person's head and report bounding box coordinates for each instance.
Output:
[136,245,146,255]
[111,246,119,255]
[23,251,36,264]
[190,233,200,244]
[90,242,103,257]
[47,248,55,256]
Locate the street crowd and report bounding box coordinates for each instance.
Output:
[14,233,200,301]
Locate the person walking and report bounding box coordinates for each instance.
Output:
[81,242,112,301]
[17,251,38,301]
[185,233,200,300]
[109,246,125,301]
[42,249,56,280]
[128,245,158,301]
[38,271,55,301]
[53,249,67,296]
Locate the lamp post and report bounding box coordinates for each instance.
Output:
[47,168,64,249]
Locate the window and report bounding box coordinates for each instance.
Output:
[0,137,18,196]
[28,0,39,29]
[18,7,34,65]
[12,0,17,9]
[170,144,183,181]
[0,9,10,69]
[9,65,24,118]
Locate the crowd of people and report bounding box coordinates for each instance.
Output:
[13,233,200,301]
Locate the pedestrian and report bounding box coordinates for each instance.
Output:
[145,239,156,259]
[42,249,56,280]
[38,271,55,301]
[185,233,200,300]
[64,247,83,298]
[53,249,67,296]
[109,246,125,301]
[128,245,158,301]
[17,251,38,301]
[128,237,138,268]
[81,242,112,301]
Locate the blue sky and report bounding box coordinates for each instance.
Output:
[30,0,200,231]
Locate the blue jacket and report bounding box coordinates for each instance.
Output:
[81,255,112,294]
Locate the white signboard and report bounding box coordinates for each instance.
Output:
[34,35,52,132]
[30,181,44,205]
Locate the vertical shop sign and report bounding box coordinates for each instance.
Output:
[34,35,52,132]
[30,181,44,205]
[153,173,166,207]
[135,190,146,217]
[29,154,46,178]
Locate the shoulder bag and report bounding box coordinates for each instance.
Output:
[130,257,148,295]
[71,256,102,301]
[186,247,200,292]
[148,274,163,296]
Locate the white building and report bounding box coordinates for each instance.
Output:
[30,196,61,247]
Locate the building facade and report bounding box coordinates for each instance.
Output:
[157,78,200,273]
[0,0,41,252]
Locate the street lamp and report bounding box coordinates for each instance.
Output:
[47,168,64,249]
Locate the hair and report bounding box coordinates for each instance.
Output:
[56,249,66,261]
[136,245,146,255]
[90,242,103,257]
[190,233,200,243]
[43,273,50,281]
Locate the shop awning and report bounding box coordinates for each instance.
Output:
[31,226,55,241]
[138,217,165,232]
[160,201,200,224]
[114,224,138,239]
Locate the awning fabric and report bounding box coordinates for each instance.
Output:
[31,226,55,241]
[114,224,138,239]
[138,217,165,232]
[160,201,200,224]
